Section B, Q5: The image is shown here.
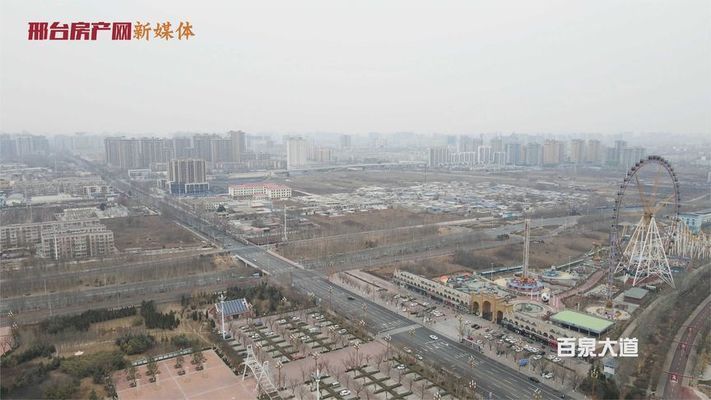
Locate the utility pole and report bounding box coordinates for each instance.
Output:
[283,206,288,242]
[219,292,226,339]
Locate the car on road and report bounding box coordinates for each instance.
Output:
[471,324,481,329]
[339,389,352,396]
[347,296,355,300]
[403,347,412,353]
[528,376,540,384]
[416,354,423,360]
[429,335,439,340]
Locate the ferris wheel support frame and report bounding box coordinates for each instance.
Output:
[609,155,680,290]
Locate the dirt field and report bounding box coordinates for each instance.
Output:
[462,230,606,270]
[368,256,470,280]
[307,208,462,233]
[114,350,257,400]
[276,224,455,260]
[104,215,202,250]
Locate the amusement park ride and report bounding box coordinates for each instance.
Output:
[608,155,709,299]
[507,218,544,294]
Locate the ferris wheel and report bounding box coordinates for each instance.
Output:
[611,155,681,288]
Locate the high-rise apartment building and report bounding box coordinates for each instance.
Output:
[457,136,477,153]
[621,147,647,171]
[542,140,565,166]
[428,147,450,167]
[105,137,141,169]
[585,139,602,164]
[340,134,352,149]
[613,140,627,166]
[286,137,309,169]
[173,137,193,158]
[569,139,586,164]
[106,137,175,169]
[477,145,492,164]
[490,137,504,153]
[0,134,49,159]
[230,130,246,162]
[505,143,522,165]
[168,159,208,194]
[525,143,542,166]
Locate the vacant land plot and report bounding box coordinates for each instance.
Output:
[308,208,461,234]
[456,230,606,270]
[369,256,469,280]
[104,215,202,250]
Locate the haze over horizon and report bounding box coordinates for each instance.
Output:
[1,0,710,136]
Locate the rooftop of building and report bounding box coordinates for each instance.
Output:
[623,287,649,300]
[229,183,290,190]
[679,209,711,217]
[550,310,614,334]
[216,298,250,317]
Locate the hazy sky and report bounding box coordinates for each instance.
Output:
[1,1,709,136]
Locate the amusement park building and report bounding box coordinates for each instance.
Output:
[550,310,614,338]
[393,270,513,323]
[679,209,711,234]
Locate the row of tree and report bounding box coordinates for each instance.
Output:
[115,333,156,355]
[140,301,179,330]
[40,306,137,334]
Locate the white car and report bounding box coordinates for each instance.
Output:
[552,357,561,363]
[397,364,406,370]
[339,389,352,396]
[291,316,300,321]
[542,372,554,379]
[532,354,542,360]
[429,335,439,340]
[416,354,423,360]
[276,319,286,324]
[331,381,340,387]
[338,329,347,334]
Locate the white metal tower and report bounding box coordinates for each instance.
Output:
[523,218,530,279]
[242,345,279,399]
[618,215,675,288]
[219,293,226,340]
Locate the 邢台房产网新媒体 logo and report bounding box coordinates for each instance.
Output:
[557,337,638,358]
[27,21,194,41]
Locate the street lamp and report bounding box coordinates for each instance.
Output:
[311,367,324,400]
[275,361,283,390]
[328,287,333,311]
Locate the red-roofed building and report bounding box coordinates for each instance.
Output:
[228,183,292,199]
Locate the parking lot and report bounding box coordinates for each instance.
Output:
[231,310,369,366]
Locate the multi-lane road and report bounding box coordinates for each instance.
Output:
[663,299,711,400]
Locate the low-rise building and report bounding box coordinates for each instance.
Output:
[1,219,114,260]
[679,209,711,234]
[228,183,292,200]
[393,270,513,322]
